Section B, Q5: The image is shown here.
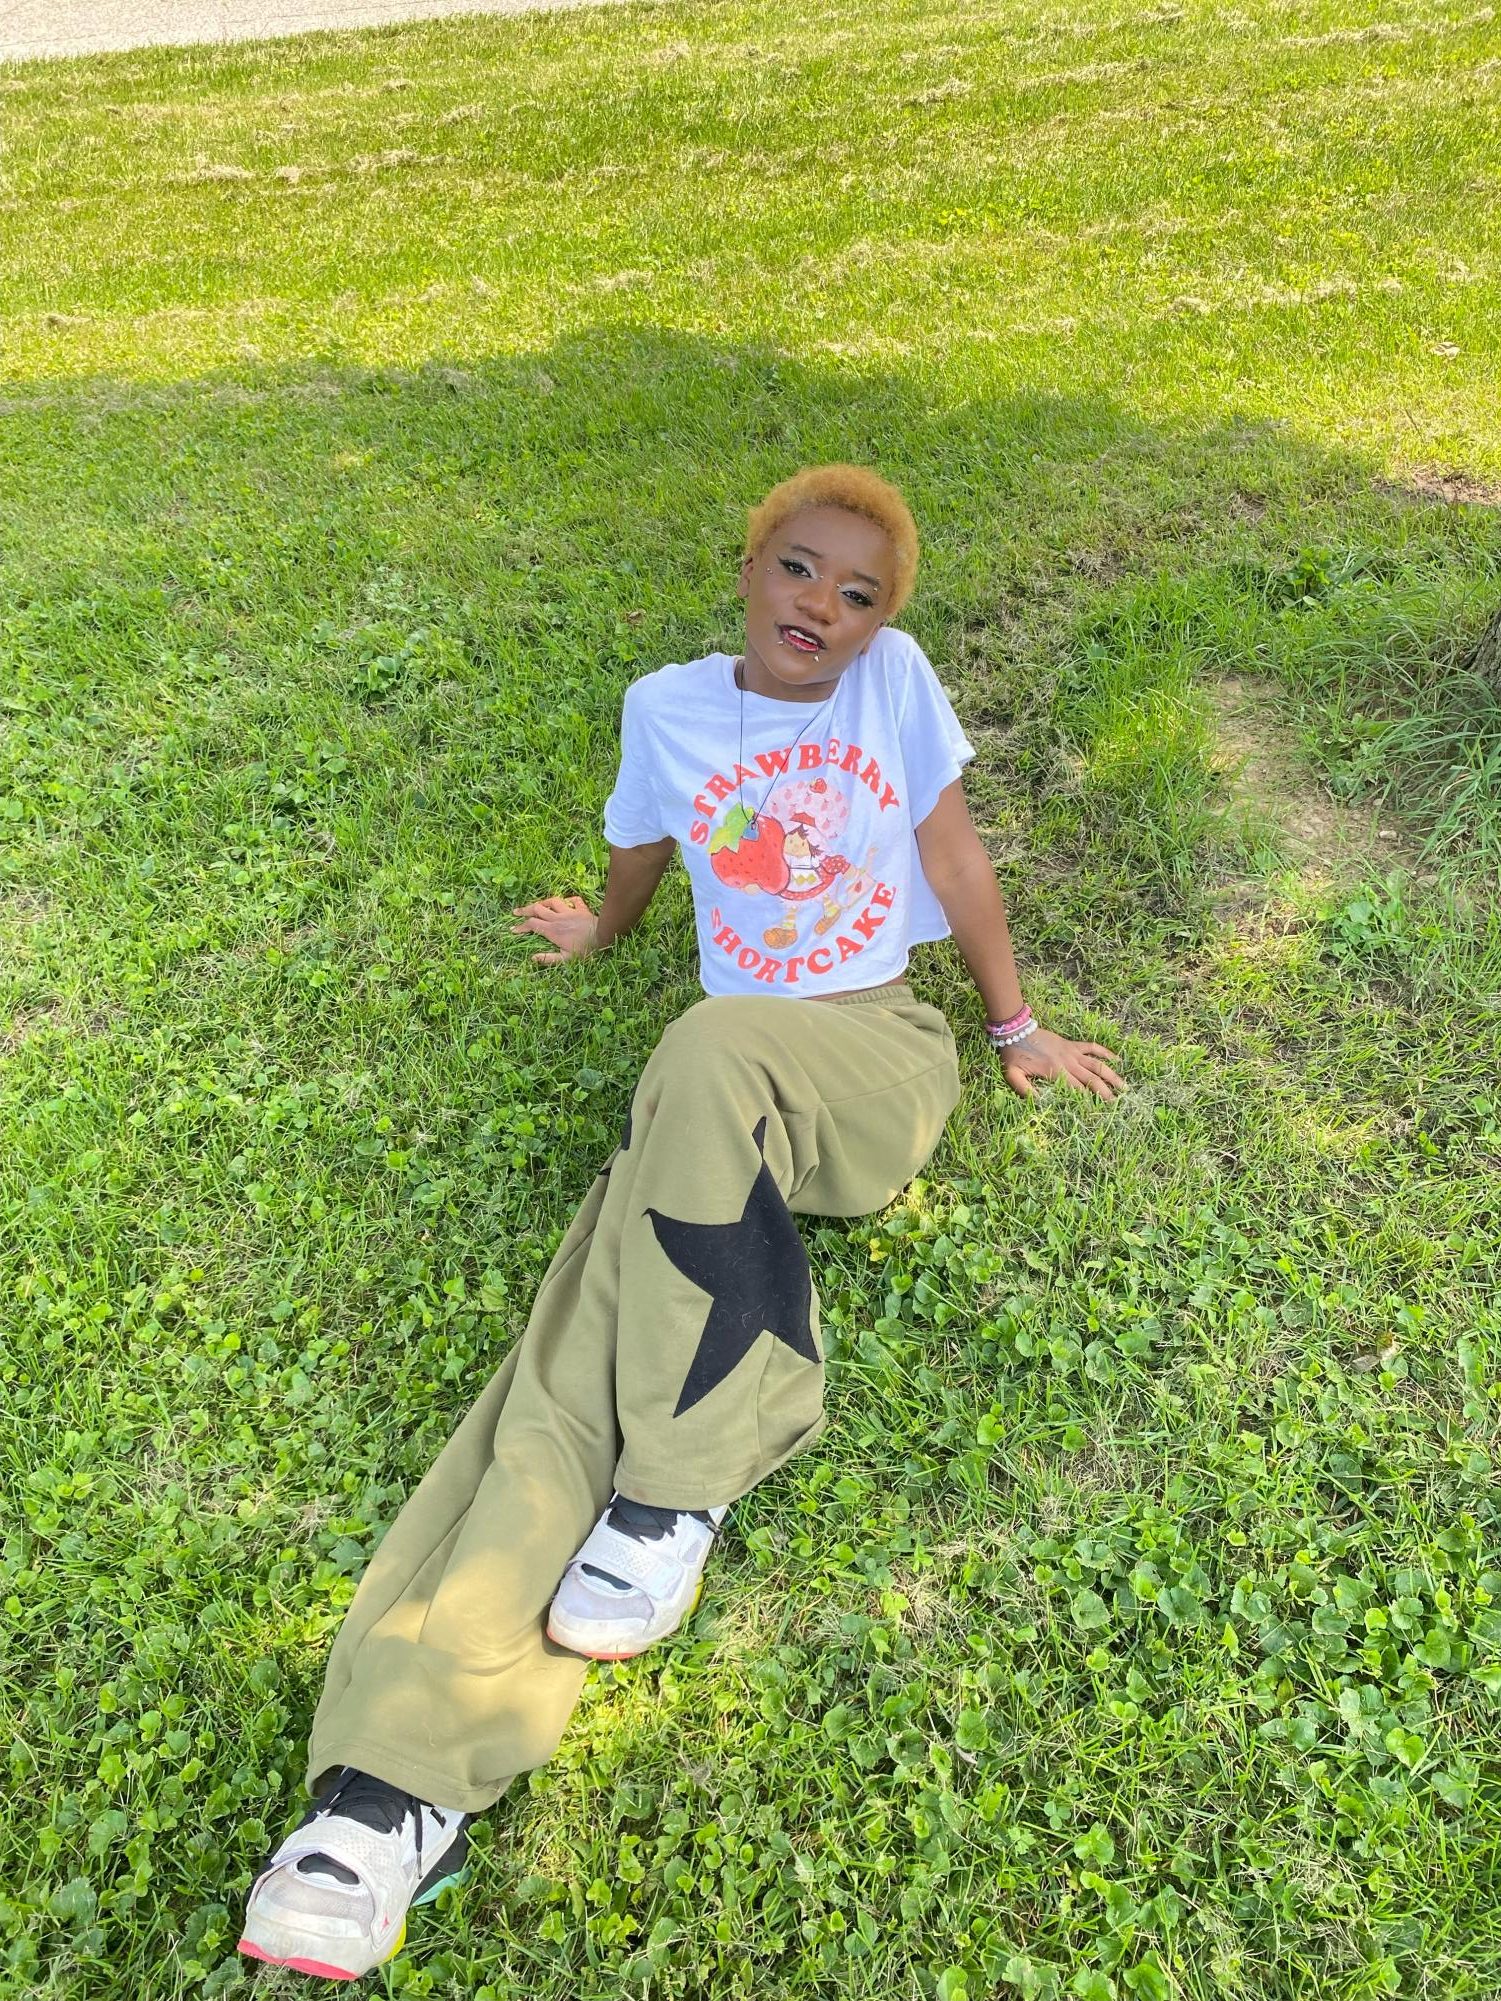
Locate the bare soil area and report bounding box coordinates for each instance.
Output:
[1204,672,1416,925]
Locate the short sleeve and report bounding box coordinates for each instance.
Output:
[602,679,671,846]
[898,642,976,827]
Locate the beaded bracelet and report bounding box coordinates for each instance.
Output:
[988,1017,1040,1052]
[985,1005,1035,1047]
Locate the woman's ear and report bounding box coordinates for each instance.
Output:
[736,555,753,597]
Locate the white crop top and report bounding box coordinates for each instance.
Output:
[602,627,976,998]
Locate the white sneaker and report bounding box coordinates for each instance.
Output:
[547,1494,728,1659]
[238,1768,469,1981]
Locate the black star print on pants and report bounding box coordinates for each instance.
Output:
[645,1115,818,1417]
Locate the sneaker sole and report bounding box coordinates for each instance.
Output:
[546,1577,706,1661]
[236,1849,467,1977]
[238,1927,405,1983]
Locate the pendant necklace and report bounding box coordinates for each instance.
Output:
[734,654,840,832]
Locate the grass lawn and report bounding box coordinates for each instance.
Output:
[4,0,1501,1994]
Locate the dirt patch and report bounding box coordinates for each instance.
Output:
[1063,544,1126,584]
[2,1002,121,1054]
[1,1001,68,1053]
[0,886,53,932]
[1204,674,1416,919]
[1377,467,1501,508]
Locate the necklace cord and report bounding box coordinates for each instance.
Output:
[735,655,840,832]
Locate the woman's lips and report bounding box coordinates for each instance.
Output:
[779,624,823,653]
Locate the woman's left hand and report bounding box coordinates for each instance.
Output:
[998,1027,1125,1102]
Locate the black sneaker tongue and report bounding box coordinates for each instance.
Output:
[606,1496,712,1543]
[328,1771,416,1837]
[582,1497,711,1592]
[607,1496,680,1543]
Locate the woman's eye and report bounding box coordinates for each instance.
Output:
[778,556,872,607]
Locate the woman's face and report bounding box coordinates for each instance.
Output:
[737,505,893,701]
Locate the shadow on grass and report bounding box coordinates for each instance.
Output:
[6,328,1501,2000]
[6,324,1487,1003]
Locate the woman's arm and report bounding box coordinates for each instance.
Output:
[595,839,677,950]
[916,781,1124,1101]
[512,837,677,966]
[916,812,1025,1027]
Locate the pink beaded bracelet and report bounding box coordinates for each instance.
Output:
[985,1006,1033,1038]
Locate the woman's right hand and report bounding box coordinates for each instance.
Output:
[510,894,600,967]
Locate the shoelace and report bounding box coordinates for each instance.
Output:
[581,1495,716,1588]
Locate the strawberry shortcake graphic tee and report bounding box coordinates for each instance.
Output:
[603,627,976,998]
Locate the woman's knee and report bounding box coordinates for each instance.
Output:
[649,997,775,1082]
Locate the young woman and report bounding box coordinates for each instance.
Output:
[238,464,1124,1980]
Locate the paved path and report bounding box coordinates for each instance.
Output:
[2,0,612,63]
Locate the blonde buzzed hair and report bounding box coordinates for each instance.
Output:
[745,464,919,616]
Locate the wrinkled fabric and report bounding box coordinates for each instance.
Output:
[308,984,960,1813]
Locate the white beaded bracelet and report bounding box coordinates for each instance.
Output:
[987,1018,1040,1051]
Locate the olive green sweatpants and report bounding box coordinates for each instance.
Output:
[306,983,960,1813]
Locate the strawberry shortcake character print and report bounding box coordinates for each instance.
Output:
[711,776,875,946]
[692,730,904,988]
[762,777,844,945]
